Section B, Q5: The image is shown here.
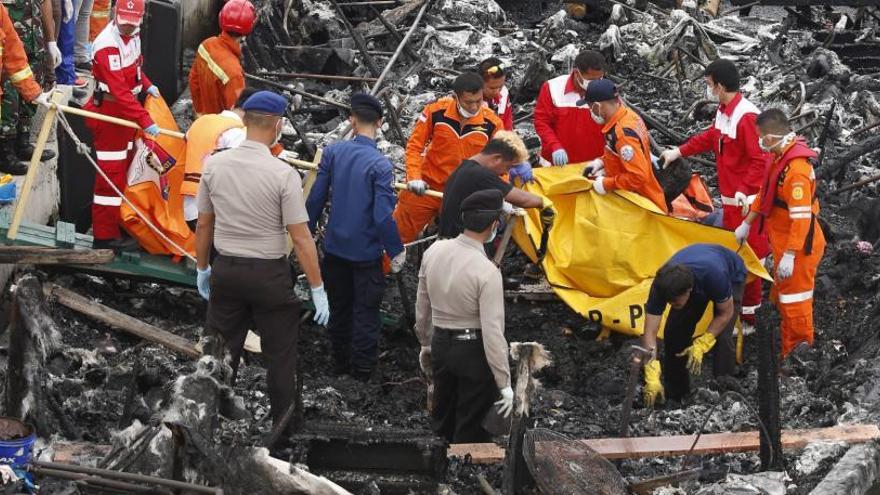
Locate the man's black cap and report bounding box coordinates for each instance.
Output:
[578,79,618,106]
[351,92,384,118]
[461,189,504,232]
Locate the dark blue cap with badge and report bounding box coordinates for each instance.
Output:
[241,90,288,115]
[578,79,618,106]
[351,92,384,118]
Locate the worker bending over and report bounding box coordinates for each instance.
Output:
[579,80,668,213]
[306,93,406,381]
[86,0,160,251]
[179,88,257,230]
[638,244,745,407]
[417,189,513,443]
[189,0,255,117]
[395,72,503,243]
[478,57,513,130]
[195,91,329,430]
[660,59,769,331]
[735,109,825,357]
[438,130,551,239]
[534,50,606,166]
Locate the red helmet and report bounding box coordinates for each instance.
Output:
[116,0,145,26]
[219,0,256,36]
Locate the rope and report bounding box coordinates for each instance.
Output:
[53,107,198,263]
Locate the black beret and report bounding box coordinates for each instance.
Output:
[461,189,504,213]
[351,92,384,117]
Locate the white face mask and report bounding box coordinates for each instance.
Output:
[759,131,795,153]
[272,120,283,147]
[590,104,605,125]
[458,104,478,120]
[706,85,718,101]
[580,77,592,91]
[485,222,499,244]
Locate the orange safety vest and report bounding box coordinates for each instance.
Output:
[178,113,244,197]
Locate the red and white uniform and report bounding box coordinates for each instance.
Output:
[679,93,771,321]
[533,72,604,164]
[487,85,513,131]
[85,21,155,241]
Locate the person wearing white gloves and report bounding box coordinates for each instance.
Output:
[195,90,327,434]
[416,189,514,443]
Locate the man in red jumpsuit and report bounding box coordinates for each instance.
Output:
[533,50,606,166]
[85,0,160,251]
[660,59,770,331]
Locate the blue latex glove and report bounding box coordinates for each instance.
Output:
[311,285,330,325]
[196,266,211,300]
[144,124,160,137]
[146,85,160,98]
[551,148,569,166]
[509,161,534,184]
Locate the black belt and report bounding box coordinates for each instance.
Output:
[216,254,287,265]
[435,326,482,341]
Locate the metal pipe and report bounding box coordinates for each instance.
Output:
[245,74,350,110]
[32,461,223,494]
[257,71,378,83]
[33,467,168,494]
[338,0,399,5]
[371,0,432,94]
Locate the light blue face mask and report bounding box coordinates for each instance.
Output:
[485,222,499,244]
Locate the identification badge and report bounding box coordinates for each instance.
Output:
[108,55,121,71]
[620,145,634,162]
[792,186,804,200]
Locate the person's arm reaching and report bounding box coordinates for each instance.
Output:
[533,82,562,157]
[479,271,511,390]
[414,257,433,348]
[92,48,154,128]
[287,223,322,288]
[40,0,56,45]
[223,73,245,111]
[678,126,717,158]
[404,105,433,182]
[195,213,215,270]
[374,160,404,257]
[505,188,543,209]
[304,148,333,234]
[705,297,735,337]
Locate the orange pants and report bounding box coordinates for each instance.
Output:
[393,190,442,244]
[770,243,825,357]
[90,0,111,41]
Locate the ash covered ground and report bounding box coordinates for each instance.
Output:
[4,0,880,493]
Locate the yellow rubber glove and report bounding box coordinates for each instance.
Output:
[540,196,556,229]
[676,332,717,375]
[643,359,664,408]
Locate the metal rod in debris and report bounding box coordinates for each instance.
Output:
[32,461,223,494]
[257,71,378,83]
[370,0,431,95]
[337,0,400,5]
[245,74,350,110]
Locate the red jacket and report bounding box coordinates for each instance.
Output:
[534,72,604,164]
[488,85,513,131]
[679,93,768,204]
[90,22,154,129]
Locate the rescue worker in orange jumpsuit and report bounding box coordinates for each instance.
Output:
[89,0,110,41]
[86,0,159,251]
[735,109,825,358]
[478,57,513,131]
[394,72,503,243]
[189,0,255,118]
[578,80,668,213]
[177,88,257,231]
[0,2,51,175]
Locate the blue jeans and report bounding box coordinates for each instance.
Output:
[55,0,77,84]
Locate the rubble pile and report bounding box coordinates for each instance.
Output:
[2,0,880,493]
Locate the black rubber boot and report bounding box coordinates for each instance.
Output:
[0,139,27,175]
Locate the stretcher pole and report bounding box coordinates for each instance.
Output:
[7,92,65,241]
[50,102,185,139]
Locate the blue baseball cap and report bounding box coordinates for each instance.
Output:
[578,79,618,105]
[241,90,288,115]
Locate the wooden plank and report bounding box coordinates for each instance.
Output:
[449,425,880,464]
[0,246,114,265]
[44,283,201,359]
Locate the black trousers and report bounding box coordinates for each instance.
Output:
[322,253,386,373]
[663,282,744,400]
[431,330,497,443]
[206,255,300,425]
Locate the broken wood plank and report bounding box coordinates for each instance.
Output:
[449,424,880,464]
[0,246,114,265]
[44,283,202,359]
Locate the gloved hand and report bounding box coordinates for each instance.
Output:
[734,221,751,246]
[659,147,682,168]
[390,248,407,274]
[147,85,161,98]
[540,197,556,229]
[592,177,607,195]
[676,332,716,375]
[495,386,514,418]
[407,179,428,196]
[582,158,605,178]
[311,285,330,325]
[34,91,52,106]
[551,148,569,166]
[734,191,751,217]
[502,201,515,215]
[777,251,795,280]
[643,359,664,408]
[143,124,160,138]
[419,346,432,377]
[509,161,534,184]
[196,266,211,300]
[47,41,62,68]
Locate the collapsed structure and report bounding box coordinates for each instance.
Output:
[0,0,879,493]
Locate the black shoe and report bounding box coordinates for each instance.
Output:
[0,139,26,175]
[15,142,56,162]
[93,236,140,253]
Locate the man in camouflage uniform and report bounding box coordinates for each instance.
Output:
[1,0,56,169]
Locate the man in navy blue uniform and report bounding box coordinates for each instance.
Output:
[637,244,746,407]
[306,93,406,381]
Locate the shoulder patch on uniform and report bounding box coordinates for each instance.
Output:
[792,186,804,200]
[620,145,634,162]
[108,54,121,71]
